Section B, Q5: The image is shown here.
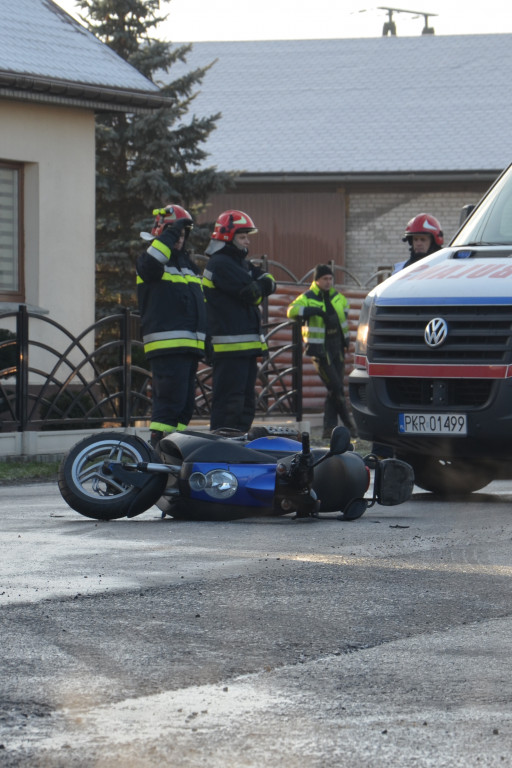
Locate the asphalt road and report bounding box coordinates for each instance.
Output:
[2,480,512,767]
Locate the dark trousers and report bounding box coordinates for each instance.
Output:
[312,352,357,437]
[150,354,199,432]
[210,355,258,432]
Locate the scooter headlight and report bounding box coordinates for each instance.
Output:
[202,469,238,499]
[189,472,207,491]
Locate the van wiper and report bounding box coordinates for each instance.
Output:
[462,241,495,246]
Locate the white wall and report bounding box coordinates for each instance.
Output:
[0,100,96,335]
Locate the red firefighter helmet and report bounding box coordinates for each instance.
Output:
[151,204,193,237]
[403,213,444,247]
[210,210,258,242]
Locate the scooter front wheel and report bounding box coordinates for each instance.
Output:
[58,432,166,520]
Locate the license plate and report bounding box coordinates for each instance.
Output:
[398,413,467,435]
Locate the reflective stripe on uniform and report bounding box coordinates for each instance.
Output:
[161,270,187,284]
[143,330,206,354]
[144,331,207,343]
[211,333,263,345]
[144,338,205,353]
[202,271,214,289]
[147,240,170,262]
[211,333,267,353]
[213,341,267,352]
[137,267,203,286]
[183,272,202,285]
[301,326,326,344]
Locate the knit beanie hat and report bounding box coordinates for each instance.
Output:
[314,264,334,281]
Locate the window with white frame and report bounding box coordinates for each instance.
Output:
[0,162,23,302]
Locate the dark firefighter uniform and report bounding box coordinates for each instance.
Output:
[202,243,275,432]
[287,277,358,439]
[136,222,206,438]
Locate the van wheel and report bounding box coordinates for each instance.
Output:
[403,456,493,495]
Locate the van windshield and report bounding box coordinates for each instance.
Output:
[452,166,512,247]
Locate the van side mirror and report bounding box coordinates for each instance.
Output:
[459,204,475,226]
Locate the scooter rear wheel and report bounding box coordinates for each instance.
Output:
[58,432,166,520]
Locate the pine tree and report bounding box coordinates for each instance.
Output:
[75,0,232,317]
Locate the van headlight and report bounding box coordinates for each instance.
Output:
[355,295,374,356]
[189,469,238,499]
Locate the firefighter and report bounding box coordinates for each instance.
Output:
[394,213,444,272]
[202,210,276,432]
[287,264,358,441]
[136,204,206,447]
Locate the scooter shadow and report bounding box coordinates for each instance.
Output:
[160,511,349,525]
[411,490,512,504]
[53,510,330,530]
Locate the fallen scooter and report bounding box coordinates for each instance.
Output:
[58,425,414,522]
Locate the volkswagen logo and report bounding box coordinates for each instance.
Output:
[424,317,448,347]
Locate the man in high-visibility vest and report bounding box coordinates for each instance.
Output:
[287,264,358,440]
[202,210,276,432]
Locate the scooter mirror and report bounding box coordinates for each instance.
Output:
[329,426,351,455]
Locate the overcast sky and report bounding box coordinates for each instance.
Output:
[54,0,512,41]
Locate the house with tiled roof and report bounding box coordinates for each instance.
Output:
[0,0,169,333]
[169,35,511,286]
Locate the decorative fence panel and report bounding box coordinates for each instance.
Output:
[0,305,305,432]
[0,262,379,433]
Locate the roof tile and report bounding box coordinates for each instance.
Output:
[1,0,157,92]
[168,36,512,174]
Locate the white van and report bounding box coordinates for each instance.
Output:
[349,163,512,495]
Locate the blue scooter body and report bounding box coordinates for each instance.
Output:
[182,435,305,507]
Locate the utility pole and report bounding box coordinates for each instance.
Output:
[377,6,438,36]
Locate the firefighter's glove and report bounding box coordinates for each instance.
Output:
[302,306,326,320]
[324,312,339,329]
[239,280,263,304]
[161,218,191,247]
[258,275,276,297]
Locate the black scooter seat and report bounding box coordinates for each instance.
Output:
[160,431,278,464]
[185,441,277,464]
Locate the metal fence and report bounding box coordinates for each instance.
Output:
[0,260,380,433]
[0,304,304,432]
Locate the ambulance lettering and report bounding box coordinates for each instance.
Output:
[402,264,512,281]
